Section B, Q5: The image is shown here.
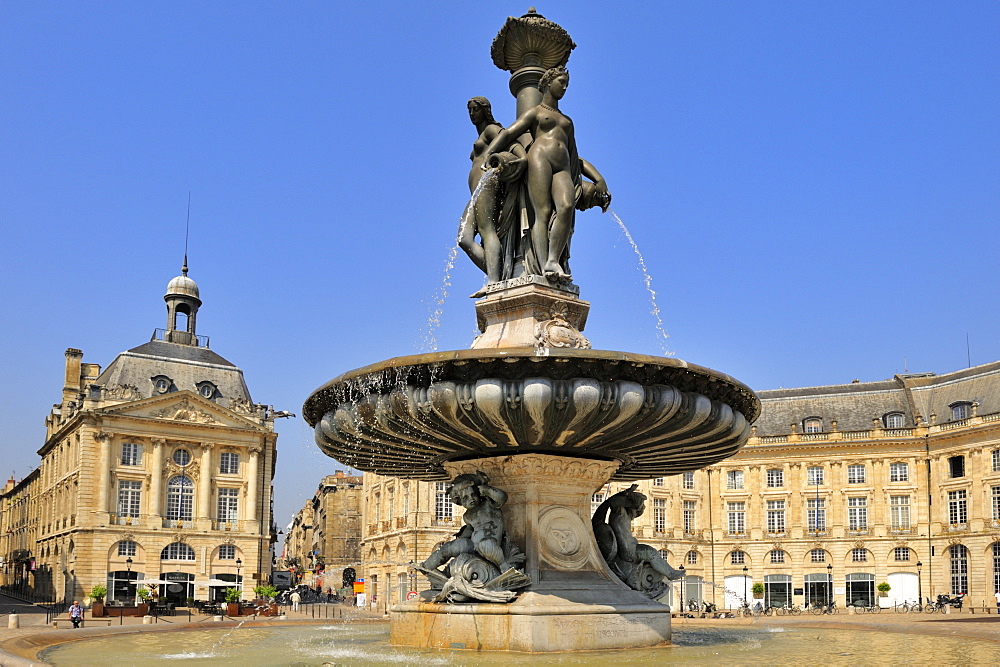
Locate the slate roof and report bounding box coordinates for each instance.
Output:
[96,339,252,408]
[753,361,1000,436]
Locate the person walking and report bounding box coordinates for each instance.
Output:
[994,589,1000,613]
[68,600,83,629]
[290,590,301,612]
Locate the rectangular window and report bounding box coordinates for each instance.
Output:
[948,489,968,525]
[217,488,239,522]
[889,462,909,482]
[993,449,1000,473]
[807,466,824,486]
[726,470,744,490]
[847,464,866,484]
[948,456,965,478]
[220,452,240,475]
[810,549,826,563]
[653,498,666,532]
[387,488,394,522]
[435,482,453,521]
[592,493,605,517]
[848,497,868,530]
[766,500,785,534]
[686,550,698,565]
[894,547,910,562]
[653,477,664,487]
[683,500,696,534]
[403,483,410,517]
[219,544,236,560]
[727,501,746,534]
[730,550,745,565]
[807,497,826,531]
[118,540,136,557]
[682,471,694,489]
[117,480,141,517]
[120,443,142,466]
[770,550,785,564]
[993,486,1000,522]
[890,495,910,530]
[766,469,783,488]
[851,548,868,562]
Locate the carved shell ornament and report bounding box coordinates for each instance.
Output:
[536,310,592,349]
[490,9,576,72]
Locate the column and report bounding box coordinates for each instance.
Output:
[197,443,212,528]
[94,431,112,519]
[149,439,165,523]
[246,446,260,531]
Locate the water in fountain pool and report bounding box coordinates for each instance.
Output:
[38,621,1000,665]
[609,209,671,356]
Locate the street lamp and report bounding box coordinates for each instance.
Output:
[678,565,685,612]
[916,561,923,605]
[123,557,133,626]
[235,558,243,602]
[827,564,833,607]
[742,565,748,606]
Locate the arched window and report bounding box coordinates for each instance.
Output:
[117,540,137,557]
[803,417,822,433]
[884,412,905,428]
[166,476,193,520]
[992,543,1000,595]
[769,549,785,564]
[161,542,195,561]
[658,549,671,562]
[730,550,745,565]
[949,544,969,594]
[686,550,698,565]
[950,402,971,421]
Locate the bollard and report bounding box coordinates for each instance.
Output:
[212,615,224,622]
[8,614,19,628]
[847,606,855,615]
[142,615,153,625]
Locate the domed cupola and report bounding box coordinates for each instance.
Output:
[163,259,202,346]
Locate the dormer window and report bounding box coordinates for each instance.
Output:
[884,412,905,428]
[950,402,972,421]
[151,375,174,395]
[803,417,822,433]
[197,381,218,400]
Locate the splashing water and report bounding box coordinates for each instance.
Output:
[418,169,496,353]
[609,209,671,355]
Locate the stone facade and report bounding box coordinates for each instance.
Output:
[360,361,1000,612]
[0,270,279,606]
[282,471,363,589]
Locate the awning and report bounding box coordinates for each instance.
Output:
[195,579,240,587]
[137,578,170,585]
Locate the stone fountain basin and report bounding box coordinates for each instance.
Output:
[304,348,760,481]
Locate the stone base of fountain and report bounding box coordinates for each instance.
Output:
[472,282,591,350]
[389,454,671,652]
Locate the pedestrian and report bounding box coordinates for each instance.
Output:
[68,600,83,629]
[995,589,1000,613]
[290,590,301,612]
[326,588,333,602]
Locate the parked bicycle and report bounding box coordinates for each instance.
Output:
[893,599,921,613]
[809,601,838,615]
[851,600,881,614]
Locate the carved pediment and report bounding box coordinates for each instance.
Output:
[104,392,263,430]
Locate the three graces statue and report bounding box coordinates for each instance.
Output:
[460,66,611,291]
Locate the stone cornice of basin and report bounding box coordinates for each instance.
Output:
[304,348,759,424]
[305,348,759,481]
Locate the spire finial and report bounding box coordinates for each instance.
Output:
[183,191,191,276]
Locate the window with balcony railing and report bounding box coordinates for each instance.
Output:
[890,495,910,531]
[653,498,666,532]
[848,497,868,531]
[948,489,968,525]
[766,500,785,534]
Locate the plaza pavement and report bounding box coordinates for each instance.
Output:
[2,591,997,665]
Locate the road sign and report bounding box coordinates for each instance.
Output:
[406,591,418,600]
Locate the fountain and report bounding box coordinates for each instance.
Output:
[304,9,760,653]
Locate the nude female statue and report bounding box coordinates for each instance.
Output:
[481,67,610,282]
[459,97,505,284]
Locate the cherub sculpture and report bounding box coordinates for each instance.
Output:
[592,484,684,599]
[415,471,530,603]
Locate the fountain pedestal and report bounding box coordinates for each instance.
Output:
[390,454,671,652]
[472,281,590,350]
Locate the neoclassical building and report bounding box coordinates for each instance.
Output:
[0,267,279,606]
[281,471,363,589]
[359,362,1000,611]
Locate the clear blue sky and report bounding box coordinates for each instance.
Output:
[2,2,998,532]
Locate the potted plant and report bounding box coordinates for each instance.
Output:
[751,583,765,599]
[253,584,280,616]
[136,587,151,615]
[90,584,108,616]
[224,587,243,616]
[877,582,891,598]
